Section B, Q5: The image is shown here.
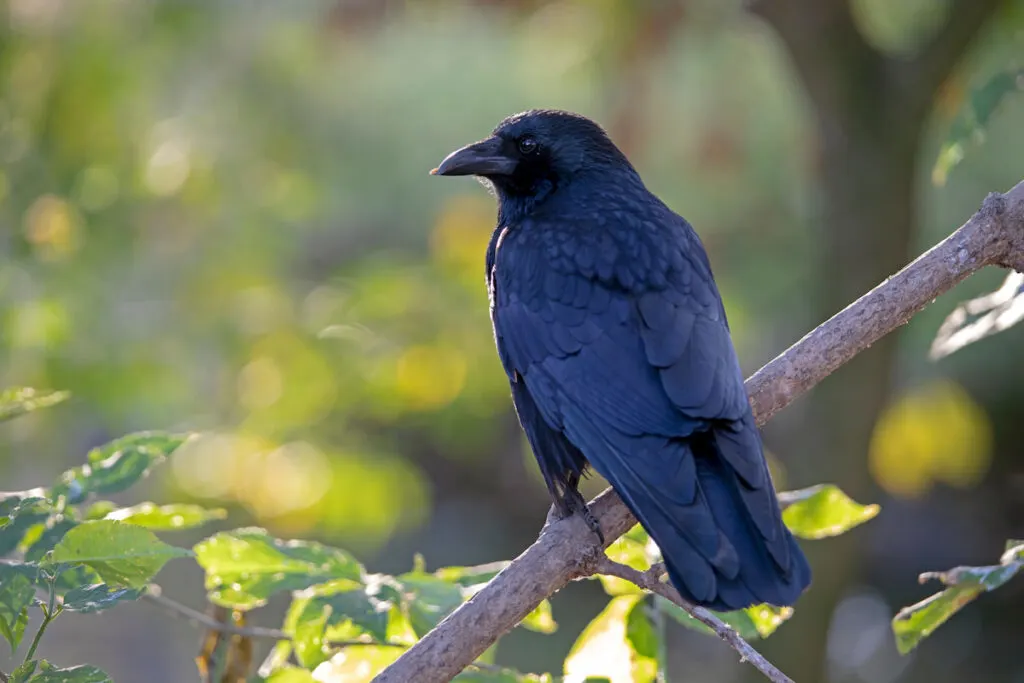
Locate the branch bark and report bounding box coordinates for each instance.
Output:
[374,180,1024,683]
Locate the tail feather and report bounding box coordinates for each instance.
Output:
[678,435,811,610]
[559,402,811,611]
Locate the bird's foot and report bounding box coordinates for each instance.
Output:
[580,505,605,545]
[548,493,604,545]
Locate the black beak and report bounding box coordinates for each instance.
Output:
[431,136,517,177]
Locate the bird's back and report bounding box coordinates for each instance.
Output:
[488,176,811,610]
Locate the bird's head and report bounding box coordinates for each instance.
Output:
[431,109,636,205]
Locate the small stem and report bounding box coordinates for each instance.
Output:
[143,585,406,648]
[23,574,59,664]
[652,599,669,683]
[594,557,795,683]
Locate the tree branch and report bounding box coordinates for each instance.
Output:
[374,180,1024,683]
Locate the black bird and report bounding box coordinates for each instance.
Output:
[432,110,810,611]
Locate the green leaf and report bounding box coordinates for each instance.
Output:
[309,645,404,682]
[265,668,318,683]
[625,598,658,659]
[9,660,37,683]
[565,595,657,683]
[104,502,227,531]
[258,639,293,679]
[892,541,1024,654]
[83,501,118,520]
[933,68,1024,186]
[46,520,190,589]
[658,597,793,640]
[194,528,363,610]
[779,484,879,539]
[0,495,52,557]
[25,520,78,562]
[18,517,100,591]
[284,579,392,669]
[431,561,557,634]
[53,432,191,504]
[0,388,69,423]
[25,661,112,682]
[433,561,507,587]
[0,563,36,652]
[62,583,142,613]
[599,530,652,596]
[290,598,334,670]
[393,572,466,638]
[521,598,557,634]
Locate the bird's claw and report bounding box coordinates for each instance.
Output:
[580,506,605,545]
[548,496,604,545]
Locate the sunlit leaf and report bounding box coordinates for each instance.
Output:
[433,560,507,587]
[0,388,70,422]
[46,520,190,589]
[393,571,466,637]
[53,432,192,504]
[265,668,317,683]
[311,645,404,682]
[625,598,657,659]
[24,520,78,562]
[83,501,118,520]
[893,540,1024,654]
[0,563,36,652]
[658,596,793,640]
[9,661,38,683]
[0,494,51,557]
[599,531,651,596]
[284,579,393,669]
[565,595,657,683]
[258,639,293,679]
[431,560,556,633]
[104,502,227,531]
[290,597,333,670]
[194,528,363,610]
[24,519,105,592]
[930,272,1024,359]
[779,484,879,539]
[22,661,112,682]
[62,583,142,613]
[521,598,557,634]
[932,68,1024,185]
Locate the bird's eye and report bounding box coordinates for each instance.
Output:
[517,136,538,155]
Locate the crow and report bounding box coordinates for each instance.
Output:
[431,109,810,611]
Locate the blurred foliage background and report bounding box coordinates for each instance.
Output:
[0,0,1022,681]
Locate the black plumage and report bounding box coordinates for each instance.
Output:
[432,109,810,611]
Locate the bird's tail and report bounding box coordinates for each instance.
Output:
[598,427,810,612]
[669,431,811,611]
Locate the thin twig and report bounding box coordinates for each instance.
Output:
[593,558,794,683]
[24,573,59,664]
[143,587,400,648]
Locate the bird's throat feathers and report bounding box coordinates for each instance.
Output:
[493,176,557,225]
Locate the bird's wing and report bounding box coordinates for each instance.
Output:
[491,214,797,606]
